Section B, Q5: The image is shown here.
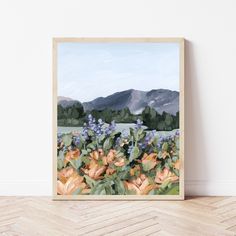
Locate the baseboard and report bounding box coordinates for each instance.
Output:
[185,180,236,196]
[0,181,51,196]
[0,180,235,196]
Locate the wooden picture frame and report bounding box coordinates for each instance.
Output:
[53,38,185,200]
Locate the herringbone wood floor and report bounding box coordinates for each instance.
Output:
[0,197,235,236]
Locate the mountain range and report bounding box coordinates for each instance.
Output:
[58,89,179,115]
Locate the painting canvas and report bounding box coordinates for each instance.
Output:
[53,38,184,200]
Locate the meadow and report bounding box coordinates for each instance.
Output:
[57,115,180,195]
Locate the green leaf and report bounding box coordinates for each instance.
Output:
[90,181,102,195]
[129,127,134,137]
[87,142,96,151]
[165,184,179,195]
[175,137,180,149]
[57,159,64,170]
[81,149,88,155]
[62,134,72,147]
[103,137,112,151]
[162,142,168,151]
[99,189,106,195]
[136,128,144,141]
[160,179,171,189]
[126,189,136,195]
[110,131,120,138]
[172,168,179,177]
[129,146,140,162]
[81,155,90,165]
[116,150,125,158]
[153,135,159,146]
[69,158,82,170]
[172,156,178,162]
[114,178,125,195]
[72,188,83,195]
[142,160,155,172]
[98,134,106,143]
[117,168,131,180]
[88,130,94,136]
[84,175,96,188]
[105,184,114,195]
[148,189,156,195]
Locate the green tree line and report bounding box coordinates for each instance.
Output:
[57,102,179,131]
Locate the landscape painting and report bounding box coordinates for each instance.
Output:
[53,38,184,200]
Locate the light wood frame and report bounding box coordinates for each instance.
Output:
[53,38,185,200]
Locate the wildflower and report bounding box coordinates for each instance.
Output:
[130,165,141,176]
[127,145,133,154]
[57,167,87,195]
[121,130,129,139]
[173,159,180,170]
[105,120,116,136]
[64,148,80,165]
[124,174,156,195]
[114,158,125,167]
[74,136,81,146]
[82,159,106,180]
[102,149,116,165]
[106,167,116,175]
[135,119,143,130]
[141,153,159,171]
[155,168,179,184]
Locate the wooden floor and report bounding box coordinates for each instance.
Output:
[0,197,235,236]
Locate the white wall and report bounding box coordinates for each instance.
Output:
[0,0,236,196]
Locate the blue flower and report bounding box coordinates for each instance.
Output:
[82,127,89,140]
[128,145,133,154]
[135,119,143,130]
[74,136,80,146]
[88,114,93,121]
[121,130,129,139]
[115,137,122,146]
[105,120,116,136]
[138,142,146,150]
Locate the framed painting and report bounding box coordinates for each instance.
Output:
[53,38,184,200]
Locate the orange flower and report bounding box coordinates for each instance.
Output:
[141,153,158,171]
[64,148,80,165]
[98,148,104,157]
[82,149,127,179]
[102,149,116,165]
[173,159,180,170]
[106,167,116,175]
[58,167,75,184]
[90,150,99,160]
[57,167,87,195]
[130,165,141,176]
[82,159,106,180]
[155,168,179,184]
[114,158,125,167]
[124,174,156,195]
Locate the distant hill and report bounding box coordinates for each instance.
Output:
[58,89,179,115]
[83,89,179,115]
[58,96,79,108]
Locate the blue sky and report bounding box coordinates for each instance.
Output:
[58,42,179,102]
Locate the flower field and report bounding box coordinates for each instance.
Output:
[57,115,180,195]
